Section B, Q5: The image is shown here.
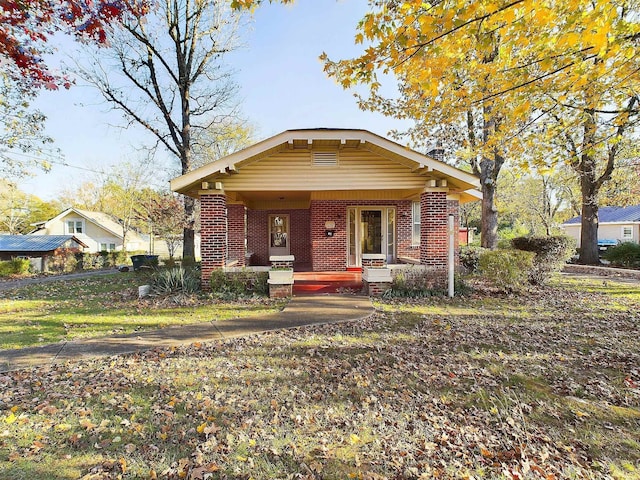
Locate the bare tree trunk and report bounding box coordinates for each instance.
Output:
[479,151,503,249]
[579,182,600,264]
[183,196,196,259]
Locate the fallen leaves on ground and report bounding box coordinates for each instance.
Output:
[0,278,638,479]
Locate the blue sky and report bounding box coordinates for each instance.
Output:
[19,0,411,201]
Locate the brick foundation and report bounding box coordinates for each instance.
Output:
[269,283,293,299]
[362,257,386,269]
[363,280,392,296]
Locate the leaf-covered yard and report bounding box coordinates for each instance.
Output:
[1,276,639,479]
[0,273,280,350]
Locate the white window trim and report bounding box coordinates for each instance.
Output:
[66,219,85,235]
[411,201,421,247]
[622,226,633,241]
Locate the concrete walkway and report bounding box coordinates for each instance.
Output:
[0,294,374,373]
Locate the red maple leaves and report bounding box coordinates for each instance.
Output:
[0,0,149,89]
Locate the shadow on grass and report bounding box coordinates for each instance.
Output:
[1,283,639,479]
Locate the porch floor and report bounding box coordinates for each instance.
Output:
[292,271,363,295]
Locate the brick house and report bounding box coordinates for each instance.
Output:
[170,129,480,288]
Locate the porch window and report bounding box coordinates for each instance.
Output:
[622,226,633,241]
[412,201,420,246]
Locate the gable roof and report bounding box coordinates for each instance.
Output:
[563,205,640,225]
[0,235,88,252]
[171,128,481,201]
[33,208,145,242]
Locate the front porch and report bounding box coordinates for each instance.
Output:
[170,129,482,290]
[201,193,460,288]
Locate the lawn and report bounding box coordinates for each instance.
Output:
[0,275,639,479]
[0,272,281,350]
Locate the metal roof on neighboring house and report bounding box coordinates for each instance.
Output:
[0,235,88,252]
[563,205,640,225]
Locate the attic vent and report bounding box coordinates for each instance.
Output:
[313,152,338,166]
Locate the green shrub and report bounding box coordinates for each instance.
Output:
[109,251,128,266]
[45,251,77,273]
[511,236,574,285]
[383,267,447,298]
[603,242,640,268]
[151,266,201,295]
[478,249,535,292]
[0,258,31,277]
[459,246,485,273]
[209,269,269,299]
[182,256,198,268]
[163,257,178,268]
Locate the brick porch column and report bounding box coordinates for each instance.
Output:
[200,192,227,290]
[420,190,448,268]
[227,204,246,267]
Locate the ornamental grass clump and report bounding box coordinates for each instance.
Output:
[152,266,201,295]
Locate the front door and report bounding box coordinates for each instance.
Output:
[347,207,396,267]
[268,214,290,256]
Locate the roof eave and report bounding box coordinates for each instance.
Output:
[171,129,481,196]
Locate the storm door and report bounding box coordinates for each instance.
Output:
[347,207,396,267]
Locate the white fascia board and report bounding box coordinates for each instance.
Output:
[359,130,480,189]
[171,131,296,193]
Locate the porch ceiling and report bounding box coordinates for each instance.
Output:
[227,189,427,209]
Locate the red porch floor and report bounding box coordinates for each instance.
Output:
[292,271,363,295]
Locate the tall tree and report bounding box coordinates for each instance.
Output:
[0,180,61,233]
[78,0,246,259]
[145,193,187,259]
[599,153,640,207]
[544,93,639,263]
[497,169,573,236]
[0,0,148,176]
[0,75,53,177]
[0,0,148,89]
[315,0,639,253]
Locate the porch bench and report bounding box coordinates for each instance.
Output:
[398,256,420,265]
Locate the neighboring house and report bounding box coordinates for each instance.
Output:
[0,235,88,272]
[30,208,147,253]
[562,204,640,247]
[171,128,481,286]
[138,233,201,260]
